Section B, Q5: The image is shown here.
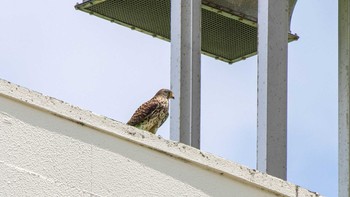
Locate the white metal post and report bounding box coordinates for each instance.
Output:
[339,0,350,196]
[257,0,289,180]
[170,0,201,148]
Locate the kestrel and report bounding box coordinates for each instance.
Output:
[127,89,174,134]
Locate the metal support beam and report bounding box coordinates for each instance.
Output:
[170,0,201,148]
[339,0,350,196]
[257,0,289,180]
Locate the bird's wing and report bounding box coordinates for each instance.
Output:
[127,99,159,126]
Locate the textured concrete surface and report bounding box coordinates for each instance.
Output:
[0,79,322,197]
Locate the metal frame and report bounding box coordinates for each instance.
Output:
[257,0,289,180]
[170,0,201,148]
[339,0,350,196]
[75,0,297,182]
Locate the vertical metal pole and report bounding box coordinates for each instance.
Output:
[339,0,350,196]
[170,0,201,148]
[257,0,288,180]
[191,0,201,148]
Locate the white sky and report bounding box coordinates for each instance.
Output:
[0,1,337,196]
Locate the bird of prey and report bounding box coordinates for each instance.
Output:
[127,89,174,134]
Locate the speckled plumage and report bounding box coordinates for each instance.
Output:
[127,89,174,134]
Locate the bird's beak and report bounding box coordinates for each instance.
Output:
[170,92,175,99]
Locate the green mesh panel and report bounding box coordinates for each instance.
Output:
[76,0,297,63]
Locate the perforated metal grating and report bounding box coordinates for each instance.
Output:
[76,0,298,63]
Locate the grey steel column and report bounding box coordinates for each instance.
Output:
[339,0,350,196]
[257,0,289,180]
[170,0,201,148]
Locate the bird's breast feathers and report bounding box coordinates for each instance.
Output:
[138,99,169,132]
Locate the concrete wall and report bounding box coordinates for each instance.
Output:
[0,79,321,197]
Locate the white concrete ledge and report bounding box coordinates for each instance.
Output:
[0,79,322,197]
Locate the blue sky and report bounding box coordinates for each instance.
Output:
[0,1,337,196]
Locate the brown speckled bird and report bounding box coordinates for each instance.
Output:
[127,89,174,134]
